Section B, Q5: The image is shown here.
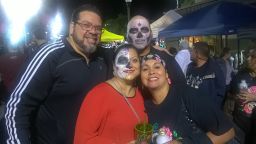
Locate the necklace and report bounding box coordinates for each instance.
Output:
[112,78,135,97]
[112,78,141,123]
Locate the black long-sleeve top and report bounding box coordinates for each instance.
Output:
[145,85,233,144]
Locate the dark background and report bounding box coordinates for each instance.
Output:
[48,0,177,20]
[0,0,177,39]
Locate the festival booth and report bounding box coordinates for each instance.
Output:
[159,1,256,38]
[150,10,182,39]
[159,1,256,67]
[100,29,124,43]
[100,29,124,48]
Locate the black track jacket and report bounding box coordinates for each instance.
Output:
[3,38,108,144]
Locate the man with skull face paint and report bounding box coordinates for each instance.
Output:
[127,16,152,52]
[127,15,186,96]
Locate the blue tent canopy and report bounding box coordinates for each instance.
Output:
[159,1,256,38]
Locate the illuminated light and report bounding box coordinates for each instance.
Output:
[1,0,42,22]
[1,0,42,45]
[50,13,63,39]
[8,24,25,45]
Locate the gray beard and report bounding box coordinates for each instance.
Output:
[82,45,97,54]
[73,36,97,54]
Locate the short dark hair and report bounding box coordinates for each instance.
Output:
[220,47,230,57]
[71,4,102,23]
[193,42,210,58]
[113,44,138,62]
[33,27,46,40]
[248,48,256,58]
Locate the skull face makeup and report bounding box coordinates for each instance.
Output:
[127,16,152,50]
[114,48,140,80]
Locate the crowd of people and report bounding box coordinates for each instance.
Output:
[0,3,255,144]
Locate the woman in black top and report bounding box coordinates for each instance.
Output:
[140,54,235,144]
[230,48,256,144]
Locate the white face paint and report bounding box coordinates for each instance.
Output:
[114,48,140,80]
[114,48,130,79]
[127,17,151,50]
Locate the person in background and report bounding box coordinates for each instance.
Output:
[230,48,256,144]
[74,44,147,144]
[0,72,7,109]
[3,4,108,144]
[166,46,177,56]
[218,47,234,86]
[175,39,191,75]
[217,47,235,112]
[25,27,47,56]
[141,54,235,144]
[186,42,226,109]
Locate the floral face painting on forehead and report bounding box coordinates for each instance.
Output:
[141,54,166,67]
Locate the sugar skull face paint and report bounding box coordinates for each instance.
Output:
[127,16,151,50]
[114,48,140,80]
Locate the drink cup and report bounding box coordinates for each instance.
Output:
[134,123,153,144]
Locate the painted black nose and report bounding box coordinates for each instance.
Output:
[126,62,132,69]
[137,32,143,38]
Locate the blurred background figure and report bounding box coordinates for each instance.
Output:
[24,27,47,56]
[218,47,235,87]
[175,39,191,75]
[166,46,177,56]
[217,47,236,113]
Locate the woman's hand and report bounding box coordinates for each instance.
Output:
[152,45,172,56]
[239,90,256,103]
[207,128,235,144]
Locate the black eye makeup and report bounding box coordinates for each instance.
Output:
[129,28,139,34]
[117,56,129,65]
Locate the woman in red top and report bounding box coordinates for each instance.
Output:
[74,44,147,144]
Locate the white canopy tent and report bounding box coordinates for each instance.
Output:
[150,10,182,38]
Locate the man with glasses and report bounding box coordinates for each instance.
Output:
[2,4,108,144]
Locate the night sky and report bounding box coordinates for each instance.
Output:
[0,0,177,35]
[47,0,177,21]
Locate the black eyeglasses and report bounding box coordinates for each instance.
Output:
[74,21,102,33]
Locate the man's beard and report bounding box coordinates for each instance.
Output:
[73,35,97,54]
[81,44,97,54]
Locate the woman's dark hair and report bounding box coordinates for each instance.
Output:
[71,4,102,23]
[113,44,138,62]
[193,42,210,58]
